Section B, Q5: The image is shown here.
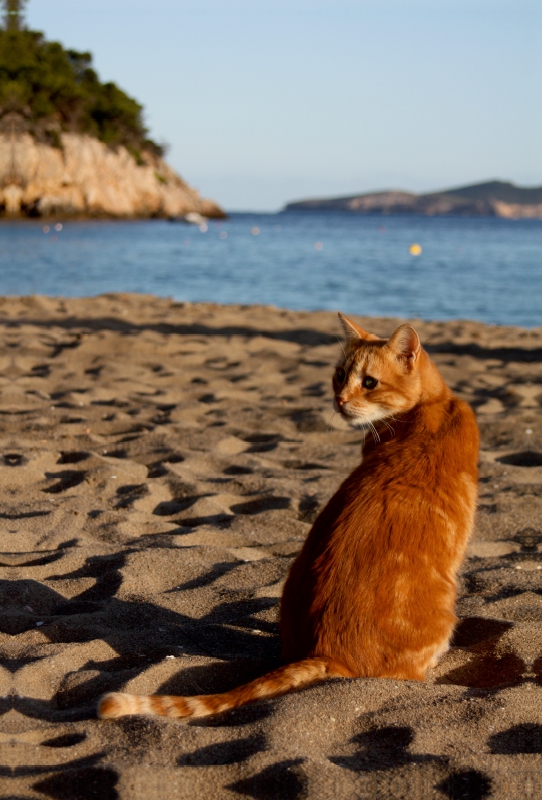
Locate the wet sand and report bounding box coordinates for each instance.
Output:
[0,294,541,799]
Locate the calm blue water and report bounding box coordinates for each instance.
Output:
[0,213,540,326]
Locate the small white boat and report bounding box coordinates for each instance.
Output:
[183,212,208,225]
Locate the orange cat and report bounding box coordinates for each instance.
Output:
[98,314,479,720]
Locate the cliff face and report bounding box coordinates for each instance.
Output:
[0,132,225,218]
[284,181,542,219]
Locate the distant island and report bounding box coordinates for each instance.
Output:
[283,181,542,219]
[0,0,224,218]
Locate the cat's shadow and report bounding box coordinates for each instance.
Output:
[433,616,525,691]
[4,550,282,722]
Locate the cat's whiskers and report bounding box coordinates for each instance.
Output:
[368,421,380,443]
[381,418,396,436]
[326,408,338,432]
[388,413,411,429]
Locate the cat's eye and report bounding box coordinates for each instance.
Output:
[362,375,378,390]
[335,368,346,384]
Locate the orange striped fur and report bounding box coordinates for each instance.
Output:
[98,314,478,720]
[98,657,353,719]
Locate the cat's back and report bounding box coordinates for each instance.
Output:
[319,390,478,534]
[375,391,478,483]
[347,391,479,554]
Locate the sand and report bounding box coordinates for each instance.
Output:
[0,293,540,799]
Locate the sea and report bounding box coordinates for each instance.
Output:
[0,213,540,327]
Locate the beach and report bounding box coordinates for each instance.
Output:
[1,293,540,799]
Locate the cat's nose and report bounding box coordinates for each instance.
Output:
[335,395,346,409]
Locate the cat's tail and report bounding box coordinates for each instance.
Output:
[97,656,353,720]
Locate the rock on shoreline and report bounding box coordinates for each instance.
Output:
[0,132,225,218]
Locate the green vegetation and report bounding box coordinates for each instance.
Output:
[0,0,163,157]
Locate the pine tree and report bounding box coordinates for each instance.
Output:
[3,0,27,31]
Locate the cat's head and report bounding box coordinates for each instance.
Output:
[332,313,425,429]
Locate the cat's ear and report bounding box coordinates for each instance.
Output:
[385,324,421,366]
[338,313,380,343]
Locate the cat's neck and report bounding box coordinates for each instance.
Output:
[417,349,451,404]
[362,351,452,453]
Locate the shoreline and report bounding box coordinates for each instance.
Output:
[0,293,540,335]
[4,210,542,221]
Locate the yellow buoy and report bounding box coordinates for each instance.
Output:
[409,243,422,256]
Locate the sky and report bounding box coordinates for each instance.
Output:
[28,0,541,212]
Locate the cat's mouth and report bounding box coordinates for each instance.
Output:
[334,398,390,430]
[334,397,361,419]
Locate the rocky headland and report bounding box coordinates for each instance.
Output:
[284,180,542,219]
[0,128,225,218]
